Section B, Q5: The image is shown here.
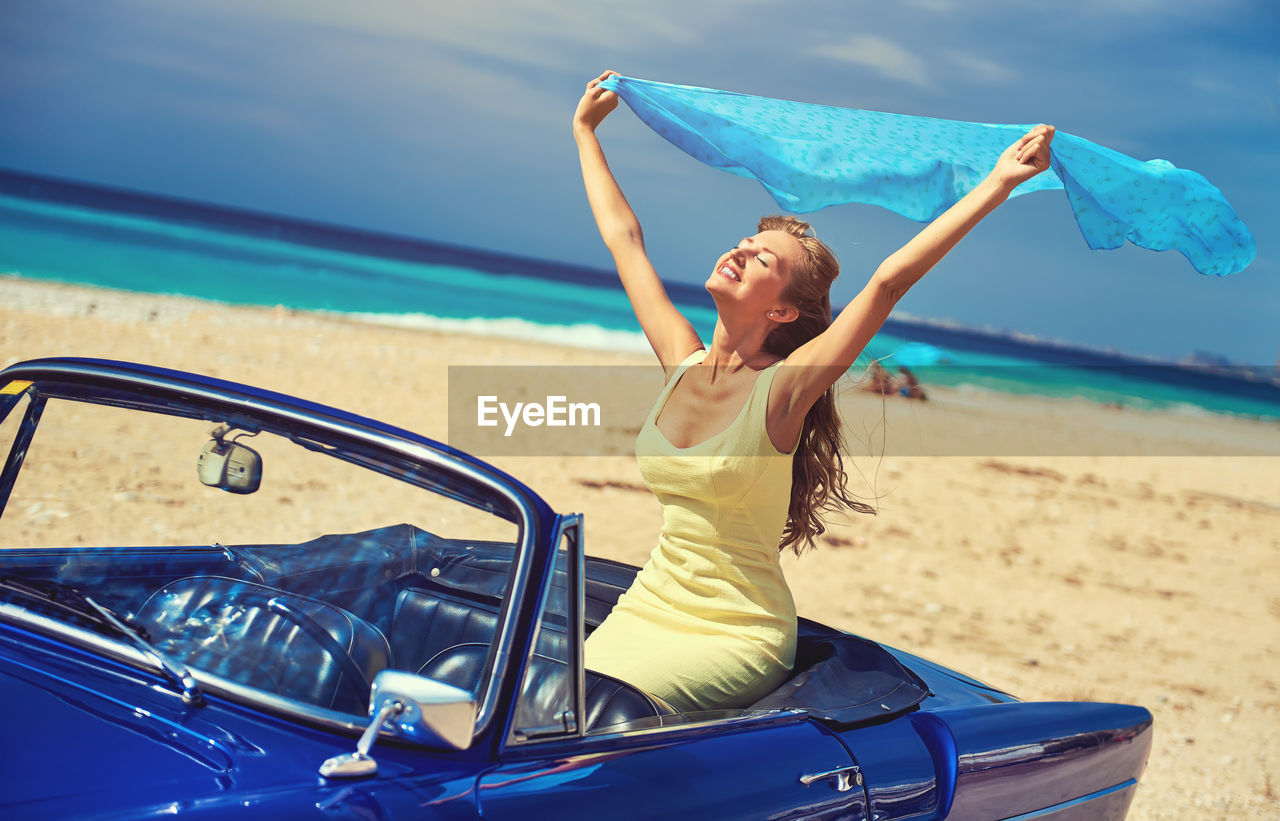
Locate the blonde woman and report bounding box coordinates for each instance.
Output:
[575,70,1053,711]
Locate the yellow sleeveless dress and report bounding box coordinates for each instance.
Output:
[584,348,798,712]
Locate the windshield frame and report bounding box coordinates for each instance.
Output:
[0,357,549,741]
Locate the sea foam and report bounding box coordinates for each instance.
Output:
[339,311,652,353]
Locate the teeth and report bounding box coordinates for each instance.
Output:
[720,266,740,281]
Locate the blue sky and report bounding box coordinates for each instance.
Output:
[2,0,1276,364]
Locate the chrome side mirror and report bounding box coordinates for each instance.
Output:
[371,670,477,750]
[319,671,477,779]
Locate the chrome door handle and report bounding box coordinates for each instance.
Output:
[799,765,861,792]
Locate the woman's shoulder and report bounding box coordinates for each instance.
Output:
[660,346,708,383]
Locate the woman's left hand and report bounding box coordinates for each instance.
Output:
[991,124,1055,190]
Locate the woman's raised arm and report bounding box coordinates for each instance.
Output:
[574,71,702,373]
[775,125,1055,415]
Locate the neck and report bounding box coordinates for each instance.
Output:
[705,313,775,377]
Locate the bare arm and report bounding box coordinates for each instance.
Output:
[574,71,702,372]
[775,125,1056,416]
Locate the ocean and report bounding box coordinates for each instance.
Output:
[2,167,1278,422]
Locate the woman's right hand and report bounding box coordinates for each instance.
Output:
[573,71,620,134]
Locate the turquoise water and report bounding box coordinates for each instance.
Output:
[2,191,1277,421]
[0,194,665,329]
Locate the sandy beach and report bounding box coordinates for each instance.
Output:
[3,275,1278,819]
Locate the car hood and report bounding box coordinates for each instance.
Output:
[0,625,482,819]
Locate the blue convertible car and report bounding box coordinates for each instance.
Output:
[0,358,1151,819]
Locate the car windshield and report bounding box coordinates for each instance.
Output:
[0,381,524,723]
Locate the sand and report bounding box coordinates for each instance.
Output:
[3,275,1278,818]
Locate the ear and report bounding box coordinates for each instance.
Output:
[767,304,800,324]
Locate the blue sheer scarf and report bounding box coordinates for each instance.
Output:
[600,75,1254,277]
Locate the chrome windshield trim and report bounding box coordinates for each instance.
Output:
[505,513,585,748]
[0,604,366,732]
[500,707,811,755]
[0,361,543,740]
[589,709,809,740]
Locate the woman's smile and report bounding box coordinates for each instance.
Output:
[716,261,742,282]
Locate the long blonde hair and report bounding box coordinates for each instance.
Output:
[758,215,875,554]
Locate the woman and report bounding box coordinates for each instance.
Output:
[575,70,1053,712]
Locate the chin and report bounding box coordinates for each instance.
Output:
[705,276,732,306]
[705,270,738,293]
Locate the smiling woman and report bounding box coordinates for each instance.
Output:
[571,69,1057,713]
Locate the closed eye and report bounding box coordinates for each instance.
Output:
[738,239,775,268]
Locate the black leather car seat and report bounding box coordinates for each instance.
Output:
[387,587,499,673]
[419,642,676,733]
[388,587,567,674]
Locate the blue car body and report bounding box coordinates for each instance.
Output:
[0,358,1152,820]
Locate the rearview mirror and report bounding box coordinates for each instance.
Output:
[197,426,262,494]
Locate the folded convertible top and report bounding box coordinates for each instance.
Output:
[750,633,930,727]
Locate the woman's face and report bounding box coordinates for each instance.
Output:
[706,229,804,317]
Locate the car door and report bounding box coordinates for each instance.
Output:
[476,518,866,820]
[479,714,866,820]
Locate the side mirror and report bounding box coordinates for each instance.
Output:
[197,426,261,494]
[319,671,477,779]
[370,670,477,750]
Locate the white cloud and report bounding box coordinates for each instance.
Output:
[813,34,933,90]
[165,0,752,74]
[942,50,1015,85]
[1073,0,1241,13]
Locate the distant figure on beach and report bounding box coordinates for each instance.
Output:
[862,361,898,395]
[574,70,1053,712]
[897,366,928,401]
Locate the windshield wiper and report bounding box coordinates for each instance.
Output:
[0,576,205,706]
